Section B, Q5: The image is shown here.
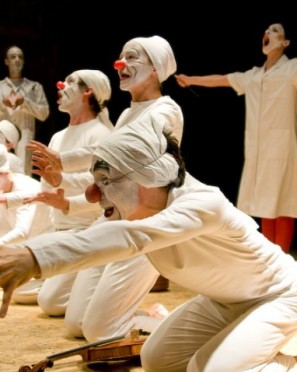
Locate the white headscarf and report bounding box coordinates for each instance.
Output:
[128,35,177,83]
[92,116,179,188]
[0,144,10,172]
[0,120,20,148]
[76,70,114,129]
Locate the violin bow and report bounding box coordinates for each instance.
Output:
[18,334,126,372]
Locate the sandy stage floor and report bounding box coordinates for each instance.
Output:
[0,282,196,372]
[1,279,297,372]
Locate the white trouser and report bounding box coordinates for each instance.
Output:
[38,254,161,342]
[65,254,161,342]
[12,279,44,304]
[38,272,77,315]
[141,285,297,372]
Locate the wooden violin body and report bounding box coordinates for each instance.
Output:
[18,329,149,371]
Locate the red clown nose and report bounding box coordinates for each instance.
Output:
[113,60,126,70]
[85,183,102,203]
[56,81,65,89]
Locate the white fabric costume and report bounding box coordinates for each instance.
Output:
[0,144,54,304]
[27,120,297,371]
[0,77,49,175]
[37,69,114,314]
[36,118,112,313]
[43,118,110,230]
[0,144,53,245]
[0,173,53,245]
[0,119,24,173]
[35,36,184,342]
[227,55,297,218]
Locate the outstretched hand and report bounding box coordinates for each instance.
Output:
[175,74,190,88]
[27,140,63,172]
[24,188,69,212]
[0,247,39,318]
[27,140,63,187]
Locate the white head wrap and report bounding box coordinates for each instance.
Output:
[92,117,179,188]
[127,35,177,83]
[75,70,114,129]
[0,144,10,172]
[0,120,20,148]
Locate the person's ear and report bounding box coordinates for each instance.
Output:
[83,87,94,98]
[6,142,13,151]
[283,40,290,47]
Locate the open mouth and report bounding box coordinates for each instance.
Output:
[104,206,114,218]
[119,72,130,80]
[263,34,270,46]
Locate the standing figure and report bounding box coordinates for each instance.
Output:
[0,45,49,175]
[175,23,297,253]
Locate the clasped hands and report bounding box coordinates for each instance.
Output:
[3,90,24,110]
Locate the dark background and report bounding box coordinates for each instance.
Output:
[0,2,296,245]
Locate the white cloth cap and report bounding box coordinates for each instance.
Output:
[0,144,10,172]
[92,116,179,188]
[129,35,177,83]
[0,120,20,148]
[76,70,111,105]
[76,70,113,128]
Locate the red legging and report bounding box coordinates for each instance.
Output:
[261,217,295,253]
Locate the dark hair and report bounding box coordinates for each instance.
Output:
[4,45,24,59]
[163,131,186,188]
[262,20,295,43]
[78,78,109,116]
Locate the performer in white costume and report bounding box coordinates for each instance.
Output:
[0,119,23,173]
[0,45,49,175]
[176,23,297,253]
[23,69,113,309]
[26,35,183,342]
[0,144,53,303]
[1,119,297,371]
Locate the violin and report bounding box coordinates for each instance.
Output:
[18,329,149,371]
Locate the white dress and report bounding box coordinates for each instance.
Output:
[227,55,297,218]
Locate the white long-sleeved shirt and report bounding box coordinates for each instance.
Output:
[43,118,112,230]
[0,77,49,174]
[0,173,53,246]
[28,173,297,304]
[57,96,184,216]
[60,96,184,172]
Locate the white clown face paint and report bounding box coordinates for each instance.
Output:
[5,46,24,74]
[91,158,141,220]
[262,23,287,55]
[117,41,155,91]
[57,72,85,113]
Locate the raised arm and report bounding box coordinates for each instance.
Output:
[175,73,230,88]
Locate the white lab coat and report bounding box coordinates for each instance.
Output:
[228,55,297,218]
